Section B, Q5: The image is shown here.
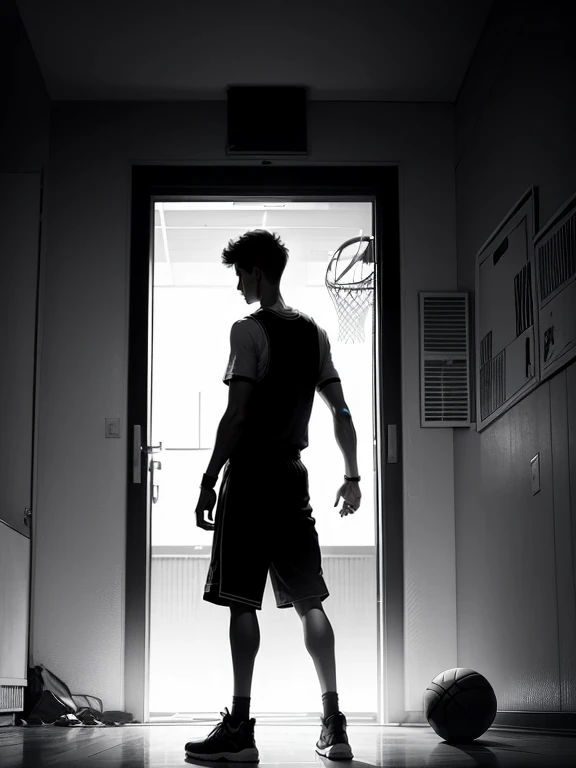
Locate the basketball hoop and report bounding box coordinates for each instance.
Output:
[325,236,375,344]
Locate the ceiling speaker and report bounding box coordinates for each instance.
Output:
[226,86,308,156]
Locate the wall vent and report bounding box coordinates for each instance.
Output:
[419,292,470,427]
[480,350,506,420]
[537,207,575,301]
[514,262,534,335]
[0,685,24,713]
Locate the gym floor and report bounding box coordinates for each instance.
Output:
[1,722,575,767]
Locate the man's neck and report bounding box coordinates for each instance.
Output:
[260,296,287,311]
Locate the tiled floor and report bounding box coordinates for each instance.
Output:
[0,723,575,767]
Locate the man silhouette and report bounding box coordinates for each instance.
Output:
[186,229,362,762]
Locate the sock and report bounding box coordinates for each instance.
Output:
[230,695,251,725]
[322,691,339,720]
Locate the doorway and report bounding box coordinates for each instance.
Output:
[149,199,375,722]
[125,166,404,726]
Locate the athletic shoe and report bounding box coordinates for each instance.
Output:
[316,711,354,760]
[184,708,259,763]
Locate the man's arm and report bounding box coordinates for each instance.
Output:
[333,412,359,477]
[318,380,360,477]
[204,379,254,481]
[205,409,246,480]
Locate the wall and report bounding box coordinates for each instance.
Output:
[455,0,576,716]
[0,0,49,712]
[0,0,50,172]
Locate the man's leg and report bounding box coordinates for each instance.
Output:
[294,597,340,718]
[229,601,260,724]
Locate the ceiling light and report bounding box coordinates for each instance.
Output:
[232,201,286,209]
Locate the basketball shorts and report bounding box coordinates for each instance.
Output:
[203,450,329,610]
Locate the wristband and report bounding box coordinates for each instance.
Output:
[344,475,361,483]
[200,473,218,490]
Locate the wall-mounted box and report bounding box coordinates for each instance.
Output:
[534,192,576,382]
[226,86,308,156]
[475,187,540,431]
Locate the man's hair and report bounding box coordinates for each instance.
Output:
[221,229,289,284]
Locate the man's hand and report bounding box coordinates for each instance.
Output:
[334,480,361,516]
[195,487,217,531]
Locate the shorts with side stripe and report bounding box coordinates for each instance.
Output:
[203,450,329,610]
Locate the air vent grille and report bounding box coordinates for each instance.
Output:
[0,685,24,713]
[514,263,534,335]
[480,330,492,367]
[537,209,576,302]
[419,293,470,427]
[480,349,506,420]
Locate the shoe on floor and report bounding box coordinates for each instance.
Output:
[184,708,259,763]
[316,711,354,760]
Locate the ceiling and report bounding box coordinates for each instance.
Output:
[16,0,494,102]
[14,1,494,288]
[154,201,374,288]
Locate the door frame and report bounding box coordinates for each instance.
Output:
[125,165,404,724]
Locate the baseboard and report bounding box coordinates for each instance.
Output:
[0,713,16,727]
[402,710,576,734]
[401,711,428,724]
[493,711,576,733]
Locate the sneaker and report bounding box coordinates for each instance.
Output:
[316,711,354,760]
[184,708,259,763]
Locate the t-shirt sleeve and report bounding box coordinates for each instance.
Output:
[222,319,259,386]
[316,326,341,393]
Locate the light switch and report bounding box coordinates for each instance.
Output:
[530,453,540,495]
[105,418,121,438]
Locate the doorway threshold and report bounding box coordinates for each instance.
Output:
[150,712,377,725]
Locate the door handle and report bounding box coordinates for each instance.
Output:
[150,460,162,504]
[133,428,163,484]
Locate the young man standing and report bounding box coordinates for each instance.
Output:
[185,230,362,762]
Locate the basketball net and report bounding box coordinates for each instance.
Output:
[325,236,375,344]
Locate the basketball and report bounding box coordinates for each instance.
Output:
[423,668,498,743]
